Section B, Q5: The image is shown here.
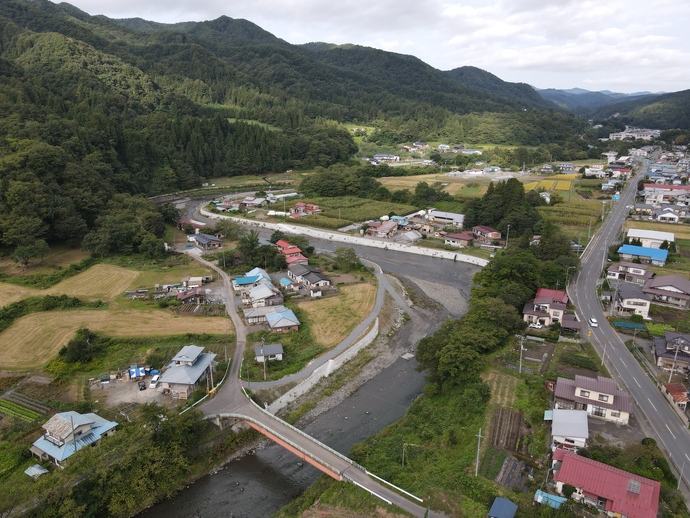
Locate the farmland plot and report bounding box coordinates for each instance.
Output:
[0,309,231,370]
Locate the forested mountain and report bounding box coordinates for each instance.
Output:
[537,88,657,114]
[442,66,553,110]
[0,0,588,255]
[589,89,690,130]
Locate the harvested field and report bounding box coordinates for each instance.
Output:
[556,173,581,180]
[0,309,231,370]
[297,283,376,347]
[0,283,35,308]
[483,370,519,407]
[46,264,139,301]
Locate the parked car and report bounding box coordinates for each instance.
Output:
[149,374,160,389]
[528,322,543,329]
[138,381,147,390]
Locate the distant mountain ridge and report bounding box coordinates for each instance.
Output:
[536,87,660,113]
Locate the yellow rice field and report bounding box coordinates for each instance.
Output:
[555,173,581,180]
[523,182,539,191]
[538,180,556,190]
[555,181,572,191]
[0,309,232,370]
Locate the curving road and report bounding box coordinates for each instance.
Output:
[569,158,690,496]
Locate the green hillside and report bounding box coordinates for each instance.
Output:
[590,89,690,129]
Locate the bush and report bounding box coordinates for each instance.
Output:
[562,483,576,498]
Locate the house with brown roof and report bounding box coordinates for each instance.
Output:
[523,289,568,327]
[662,383,689,412]
[366,220,398,239]
[614,283,651,319]
[554,375,632,425]
[444,232,474,248]
[643,275,690,310]
[290,202,322,216]
[472,225,501,244]
[552,449,660,518]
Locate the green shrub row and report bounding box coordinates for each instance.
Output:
[0,257,98,289]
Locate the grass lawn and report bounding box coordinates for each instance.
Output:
[297,283,377,347]
[0,309,232,370]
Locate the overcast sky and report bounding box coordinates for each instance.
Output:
[63,0,689,93]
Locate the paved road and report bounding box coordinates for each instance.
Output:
[569,158,690,495]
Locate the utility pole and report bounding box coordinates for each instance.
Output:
[261,337,267,381]
[519,335,525,374]
[602,342,609,366]
[679,460,685,491]
[475,428,483,476]
[505,224,510,249]
[669,339,681,383]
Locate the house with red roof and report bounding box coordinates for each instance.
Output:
[523,288,569,327]
[552,449,660,518]
[472,225,501,244]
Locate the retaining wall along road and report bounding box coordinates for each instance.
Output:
[198,207,489,267]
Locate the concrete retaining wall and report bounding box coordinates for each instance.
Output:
[199,208,488,267]
[266,319,379,414]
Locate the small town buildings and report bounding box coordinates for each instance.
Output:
[626,229,674,249]
[390,215,409,227]
[472,225,501,244]
[555,162,575,173]
[232,267,271,292]
[30,411,118,466]
[266,307,300,333]
[244,283,284,308]
[606,262,655,286]
[617,245,668,267]
[653,331,690,372]
[287,264,331,297]
[549,409,588,451]
[176,287,208,304]
[643,275,690,309]
[427,209,464,228]
[189,233,222,250]
[552,449,660,518]
[159,345,216,399]
[372,154,400,162]
[366,220,398,239]
[444,231,474,248]
[614,283,651,319]
[181,276,204,288]
[554,375,632,425]
[254,343,284,362]
[230,196,267,211]
[290,202,322,216]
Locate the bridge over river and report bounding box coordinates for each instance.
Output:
[191,251,444,517]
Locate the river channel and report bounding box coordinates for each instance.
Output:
[141,356,427,518]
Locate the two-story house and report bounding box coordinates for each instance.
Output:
[287,264,331,297]
[643,275,690,310]
[653,332,690,372]
[554,375,632,425]
[614,283,651,319]
[523,288,568,327]
[159,345,216,400]
[472,225,501,244]
[30,411,118,466]
[606,262,655,286]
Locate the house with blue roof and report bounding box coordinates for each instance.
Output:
[160,345,216,400]
[617,245,668,267]
[30,411,117,466]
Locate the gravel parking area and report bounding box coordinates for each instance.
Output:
[91,378,177,409]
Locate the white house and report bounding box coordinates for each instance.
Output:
[550,409,588,451]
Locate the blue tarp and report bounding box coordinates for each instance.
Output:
[488,497,518,518]
[613,321,646,329]
[534,489,568,509]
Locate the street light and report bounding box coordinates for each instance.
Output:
[505,224,510,249]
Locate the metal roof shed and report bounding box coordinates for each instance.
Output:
[488,497,518,518]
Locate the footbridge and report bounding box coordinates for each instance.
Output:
[205,387,437,517]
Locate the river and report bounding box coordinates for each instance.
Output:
[140,356,427,518]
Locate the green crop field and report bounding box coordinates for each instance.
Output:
[287,197,417,227]
[0,400,40,422]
